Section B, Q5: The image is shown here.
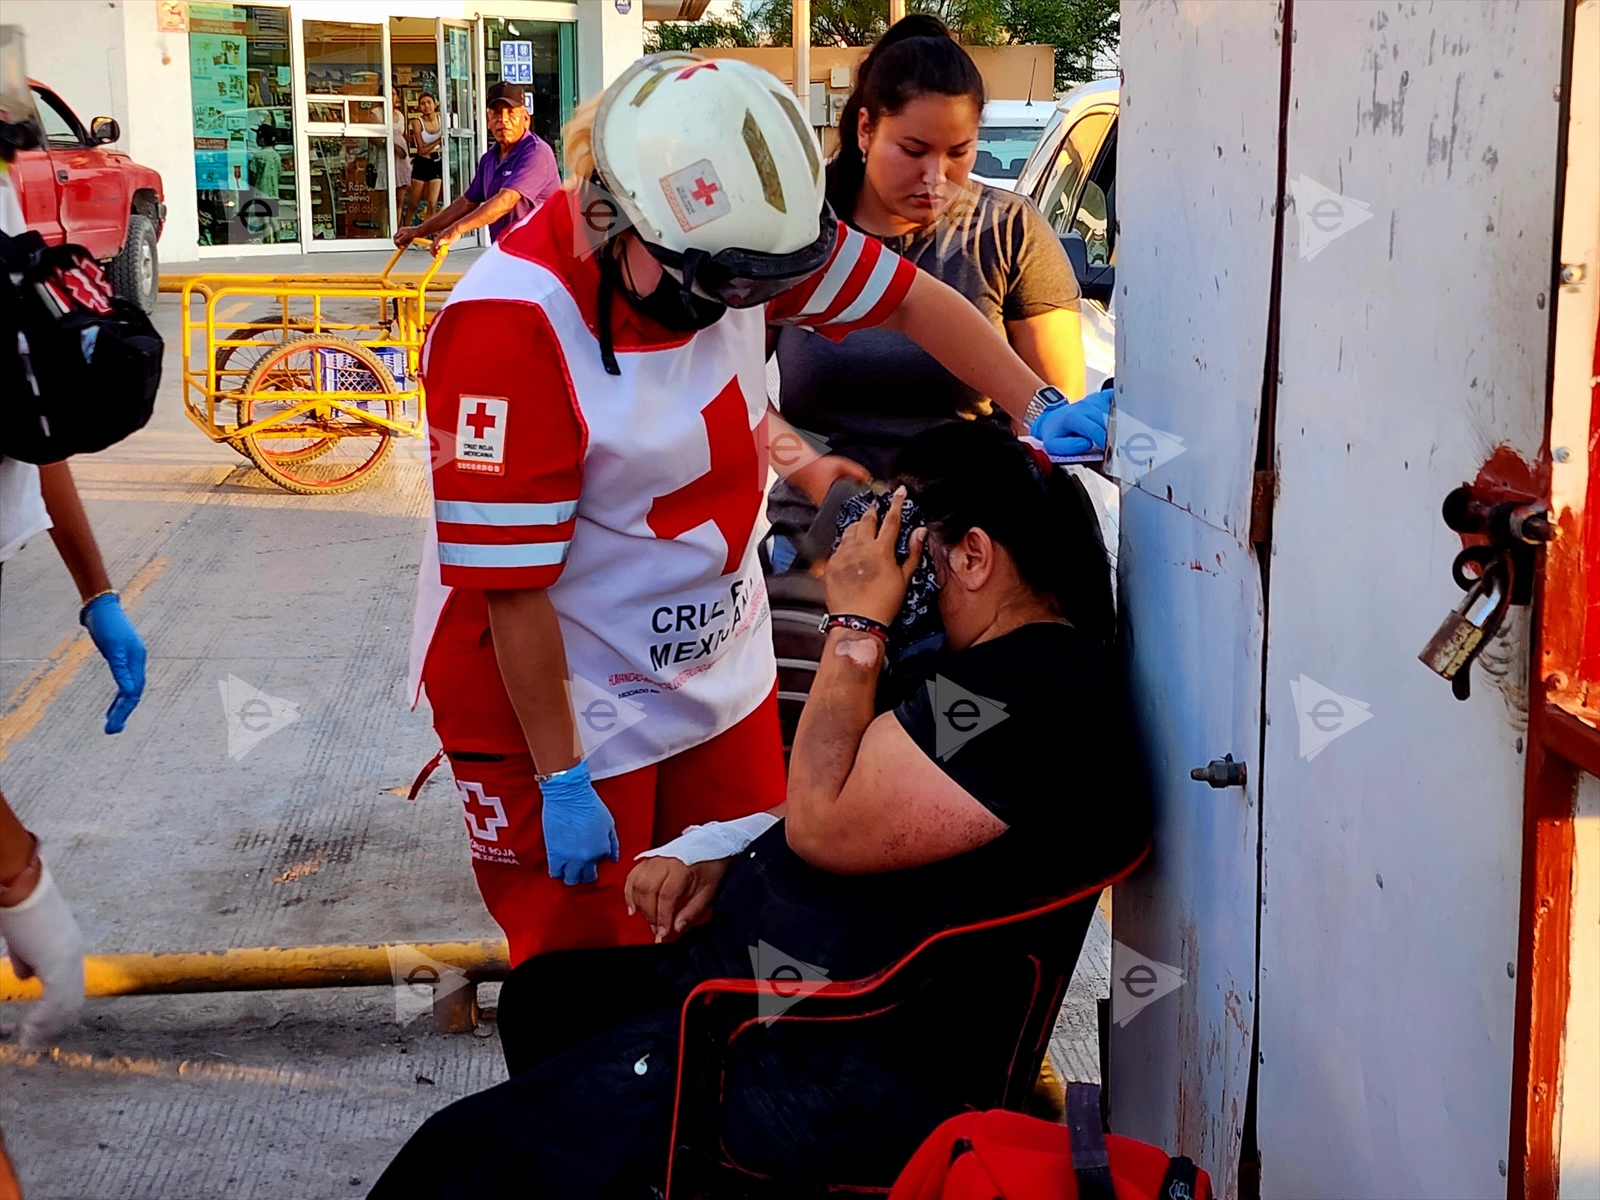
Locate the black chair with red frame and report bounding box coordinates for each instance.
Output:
[663,852,1148,1200]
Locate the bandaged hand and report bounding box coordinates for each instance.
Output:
[0,862,86,1048]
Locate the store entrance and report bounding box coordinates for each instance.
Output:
[439,21,480,222]
[300,19,392,248]
[389,17,447,236]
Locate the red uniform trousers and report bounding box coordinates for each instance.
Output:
[422,590,787,965]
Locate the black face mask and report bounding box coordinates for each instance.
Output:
[630,263,727,332]
[595,244,726,375]
[606,245,725,332]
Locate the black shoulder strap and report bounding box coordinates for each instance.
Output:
[1157,1155,1200,1200]
[1066,1083,1116,1200]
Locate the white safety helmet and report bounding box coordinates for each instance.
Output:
[592,52,835,308]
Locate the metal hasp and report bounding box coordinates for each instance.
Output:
[1190,754,1248,789]
[1418,483,1554,700]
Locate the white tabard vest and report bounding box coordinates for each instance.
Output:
[408,244,776,781]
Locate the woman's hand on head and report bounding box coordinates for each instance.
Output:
[824,486,926,626]
[624,855,729,943]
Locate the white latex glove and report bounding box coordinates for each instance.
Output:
[0,862,86,1047]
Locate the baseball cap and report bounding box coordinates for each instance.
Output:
[486,81,526,109]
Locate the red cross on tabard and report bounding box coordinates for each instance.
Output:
[690,177,720,208]
[465,401,498,439]
[647,377,764,575]
[675,61,719,81]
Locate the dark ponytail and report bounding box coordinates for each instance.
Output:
[827,15,987,217]
[892,422,1116,645]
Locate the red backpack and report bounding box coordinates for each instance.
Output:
[890,1086,1212,1200]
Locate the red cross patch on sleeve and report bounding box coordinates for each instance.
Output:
[456,396,509,474]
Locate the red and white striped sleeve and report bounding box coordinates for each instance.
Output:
[766,220,918,342]
[421,299,587,591]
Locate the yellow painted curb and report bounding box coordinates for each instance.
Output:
[0,939,511,1002]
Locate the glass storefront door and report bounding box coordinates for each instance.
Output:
[299,19,392,247]
[483,18,577,168]
[440,21,478,211]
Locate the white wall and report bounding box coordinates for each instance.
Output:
[8,0,126,132]
[578,0,643,101]
[120,0,199,262]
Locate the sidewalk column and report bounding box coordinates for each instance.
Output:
[792,0,810,120]
[578,0,645,97]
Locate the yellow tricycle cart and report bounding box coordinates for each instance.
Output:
[180,243,453,494]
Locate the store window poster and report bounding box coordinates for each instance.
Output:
[190,7,251,192]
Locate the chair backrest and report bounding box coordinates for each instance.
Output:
[668,852,1149,1198]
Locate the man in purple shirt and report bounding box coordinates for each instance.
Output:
[394,81,560,255]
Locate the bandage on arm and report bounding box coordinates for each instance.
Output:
[635,812,779,866]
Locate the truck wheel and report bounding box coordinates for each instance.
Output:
[108,213,158,312]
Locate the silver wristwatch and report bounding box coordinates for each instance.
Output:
[1022,385,1068,428]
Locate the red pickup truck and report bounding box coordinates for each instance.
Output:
[10,81,165,311]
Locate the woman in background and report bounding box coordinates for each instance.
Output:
[402,92,444,225]
[769,16,1090,549]
[390,90,412,205]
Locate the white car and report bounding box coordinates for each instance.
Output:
[1014,79,1120,391]
[971,99,1054,191]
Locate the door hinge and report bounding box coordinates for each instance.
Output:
[1249,469,1276,547]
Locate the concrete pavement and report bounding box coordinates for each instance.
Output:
[0,266,1109,1198]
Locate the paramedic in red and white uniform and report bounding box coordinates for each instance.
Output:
[408,53,1075,965]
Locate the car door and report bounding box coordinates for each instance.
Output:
[1029,105,1116,246]
[32,84,124,258]
[6,88,63,242]
[1029,108,1119,392]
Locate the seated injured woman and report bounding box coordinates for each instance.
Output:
[372,421,1151,1199]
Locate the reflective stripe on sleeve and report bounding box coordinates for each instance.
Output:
[796,226,868,319]
[826,248,902,327]
[434,499,578,527]
[437,540,571,568]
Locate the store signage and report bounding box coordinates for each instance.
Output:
[156,1,188,33]
[501,40,534,86]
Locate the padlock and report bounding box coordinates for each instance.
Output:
[1418,564,1507,699]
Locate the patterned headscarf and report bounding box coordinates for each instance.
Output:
[834,488,945,665]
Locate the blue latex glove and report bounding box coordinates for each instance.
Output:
[80,593,146,734]
[1029,387,1113,458]
[539,760,620,886]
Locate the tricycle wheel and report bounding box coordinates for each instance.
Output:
[218,321,329,461]
[237,334,398,495]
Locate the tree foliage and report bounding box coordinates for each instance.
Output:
[744,0,1116,93]
[644,0,763,51]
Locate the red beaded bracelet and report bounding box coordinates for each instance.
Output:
[819,613,890,643]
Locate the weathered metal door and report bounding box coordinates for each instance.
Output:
[1113,2,1573,1194]
[1109,4,1285,1192]
[1257,2,1568,1196]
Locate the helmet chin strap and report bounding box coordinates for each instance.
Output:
[596,240,623,377]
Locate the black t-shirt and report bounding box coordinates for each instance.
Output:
[666,621,1150,992]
